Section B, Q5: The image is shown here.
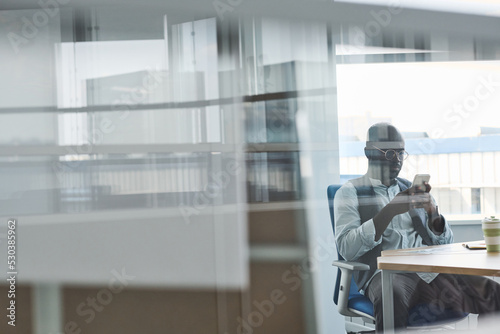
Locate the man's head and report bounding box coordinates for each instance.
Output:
[364,123,408,183]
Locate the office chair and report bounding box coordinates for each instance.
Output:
[327,184,468,333]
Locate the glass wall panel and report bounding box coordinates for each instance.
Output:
[0,4,248,296]
[0,3,344,334]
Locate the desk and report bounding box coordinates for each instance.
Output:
[377,242,500,334]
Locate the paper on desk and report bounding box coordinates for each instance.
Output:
[396,244,457,254]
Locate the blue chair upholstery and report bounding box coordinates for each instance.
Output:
[328,184,468,330]
[348,295,374,317]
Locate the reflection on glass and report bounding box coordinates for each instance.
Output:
[245,100,298,143]
[57,40,168,108]
[86,107,221,145]
[0,152,242,216]
[0,9,61,109]
[337,45,500,217]
[0,10,341,221]
[245,96,331,144]
[246,152,302,202]
[54,16,217,108]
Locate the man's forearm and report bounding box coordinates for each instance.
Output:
[373,205,395,241]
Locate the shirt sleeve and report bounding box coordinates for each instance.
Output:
[333,182,382,261]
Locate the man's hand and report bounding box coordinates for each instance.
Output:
[373,184,432,241]
[388,187,431,214]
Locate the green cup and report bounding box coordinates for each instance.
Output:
[482,216,500,252]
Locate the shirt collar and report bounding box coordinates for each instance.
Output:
[368,177,398,188]
[369,177,382,187]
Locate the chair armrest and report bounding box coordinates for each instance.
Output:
[332,260,370,271]
[332,260,370,317]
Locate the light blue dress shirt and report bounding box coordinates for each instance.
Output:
[334,177,454,290]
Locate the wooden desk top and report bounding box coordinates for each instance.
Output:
[378,242,500,277]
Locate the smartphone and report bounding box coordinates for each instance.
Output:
[412,174,430,191]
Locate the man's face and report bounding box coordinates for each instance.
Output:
[368,147,405,181]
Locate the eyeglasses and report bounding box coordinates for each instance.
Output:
[372,145,409,162]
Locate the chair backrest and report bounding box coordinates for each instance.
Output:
[327,184,364,305]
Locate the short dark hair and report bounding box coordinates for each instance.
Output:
[366,122,404,144]
[364,123,405,160]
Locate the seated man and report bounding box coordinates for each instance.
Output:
[334,122,500,332]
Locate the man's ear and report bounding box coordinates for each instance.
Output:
[364,148,374,160]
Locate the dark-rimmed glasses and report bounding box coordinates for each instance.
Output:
[372,145,409,162]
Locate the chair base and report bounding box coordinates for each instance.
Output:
[345,316,375,334]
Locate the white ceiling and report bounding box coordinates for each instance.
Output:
[2,0,500,16]
[1,0,499,39]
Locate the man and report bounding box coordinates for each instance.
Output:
[334,123,500,332]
